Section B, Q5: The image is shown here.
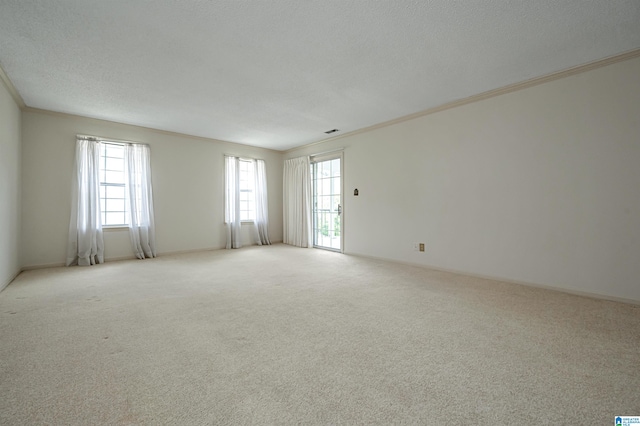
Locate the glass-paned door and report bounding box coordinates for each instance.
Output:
[312,157,341,251]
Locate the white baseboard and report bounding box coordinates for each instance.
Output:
[20,240,287,271]
[156,247,222,257]
[27,244,619,307]
[21,262,66,271]
[344,251,640,306]
[0,269,22,292]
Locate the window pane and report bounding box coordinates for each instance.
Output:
[332,196,340,212]
[105,171,125,184]
[318,212,328,237]
[321,196,332,210]
[237,160,256,220]
[105,157,124,172]
[105,212,126,226]
[106,198,125,212]
[100,142,130,226]
[322,178,331,195]
[333,177,341,195]
[328,213,338,233]
[105,145,124,158]
[333,213,341,237]
[240,176,254,191]
[331,159,340,177]
[106,185,125,199]
[317,161,327,178]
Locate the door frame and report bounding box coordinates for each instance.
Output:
[310,150,344,253]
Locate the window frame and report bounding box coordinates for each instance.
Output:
[238,158,256,223]
[99,141,128,228]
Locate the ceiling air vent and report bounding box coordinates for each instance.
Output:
[324,129,339,134]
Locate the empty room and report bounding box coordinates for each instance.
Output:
[1,1,639,424]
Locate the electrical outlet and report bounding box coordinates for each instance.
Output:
[419,243,425,252]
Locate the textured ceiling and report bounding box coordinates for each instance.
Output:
[1,1,639,151]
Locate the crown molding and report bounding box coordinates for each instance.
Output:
[0,62,26,108]
[285,47,640,154]
[8,47,640,155]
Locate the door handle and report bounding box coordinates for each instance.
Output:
[337,204,342,216]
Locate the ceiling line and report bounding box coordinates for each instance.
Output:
[21,106,284,154]
[0,62,25,108]
[8,47,640,153]
[285,47,640,154]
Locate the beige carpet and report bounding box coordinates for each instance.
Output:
[1,244,638,425]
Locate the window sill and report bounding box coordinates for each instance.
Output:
[103,226,128,232]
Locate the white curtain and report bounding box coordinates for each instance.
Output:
[66,138,104,266]
[252,159,271,246]
[225,156,242,249]
[283,156,312,247]
[125,143,156,259]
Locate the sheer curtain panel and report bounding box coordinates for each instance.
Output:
[283,156,312,247]
[125,143,157,259]
[252,159,271,246]
[66,138,104,266]
[225,156,242,249]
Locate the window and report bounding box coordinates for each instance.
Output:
[224,156,270,248]
[99,143,127,226]
[238,159,255,221]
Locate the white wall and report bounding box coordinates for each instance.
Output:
[0,79,22,290]
[286,56,640,302]
[21,111,283,268]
